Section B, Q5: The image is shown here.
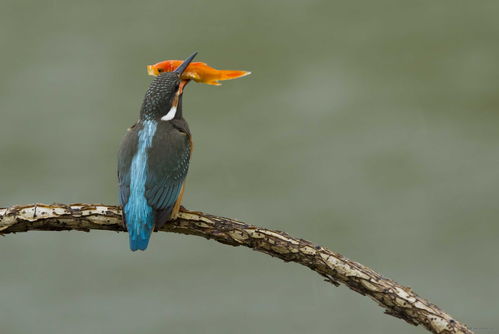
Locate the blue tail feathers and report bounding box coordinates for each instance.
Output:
[125,196,155,251]
[129,233,152,251]
[124,120,158,251]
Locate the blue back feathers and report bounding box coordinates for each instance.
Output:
[125,120,157,251]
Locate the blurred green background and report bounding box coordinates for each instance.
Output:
[1,1,498,333]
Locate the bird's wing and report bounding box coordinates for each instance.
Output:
[145,124,191,227]
[117,123,140,211]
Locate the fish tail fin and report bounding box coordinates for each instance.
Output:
[204,70,251,85]
[217,70,251,81]
[205,81,222,86]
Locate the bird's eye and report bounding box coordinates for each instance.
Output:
[175,84,180,91]
[158,69,163,73]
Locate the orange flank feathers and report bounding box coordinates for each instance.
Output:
[147,60,250,86]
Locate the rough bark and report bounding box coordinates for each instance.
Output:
[0,203,472,334]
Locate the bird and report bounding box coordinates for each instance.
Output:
[118,52,197,251]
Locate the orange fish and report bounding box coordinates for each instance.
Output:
[147,60,250,86]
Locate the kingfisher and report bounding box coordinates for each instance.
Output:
[118,52,197,251]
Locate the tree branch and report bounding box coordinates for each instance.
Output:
[0,203,472,334]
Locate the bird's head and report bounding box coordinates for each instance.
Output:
[140,52,197,121]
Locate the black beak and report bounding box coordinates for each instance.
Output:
[174,52,198,75]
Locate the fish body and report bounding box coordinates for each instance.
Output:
[147,60,250,86]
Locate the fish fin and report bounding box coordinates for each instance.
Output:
[186,72,203,82]
[206,81,222,86]
[217,70,251,81]
[203,70,250,85]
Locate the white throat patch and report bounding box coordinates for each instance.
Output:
[161,105,177,121]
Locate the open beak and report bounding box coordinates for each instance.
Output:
[175,52,198,95]
[178,80,189,95]
[171,77,193,114]
[174,52,198,76]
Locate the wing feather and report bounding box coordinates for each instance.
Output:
[145,123,191,226]
[117,124,139,213]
